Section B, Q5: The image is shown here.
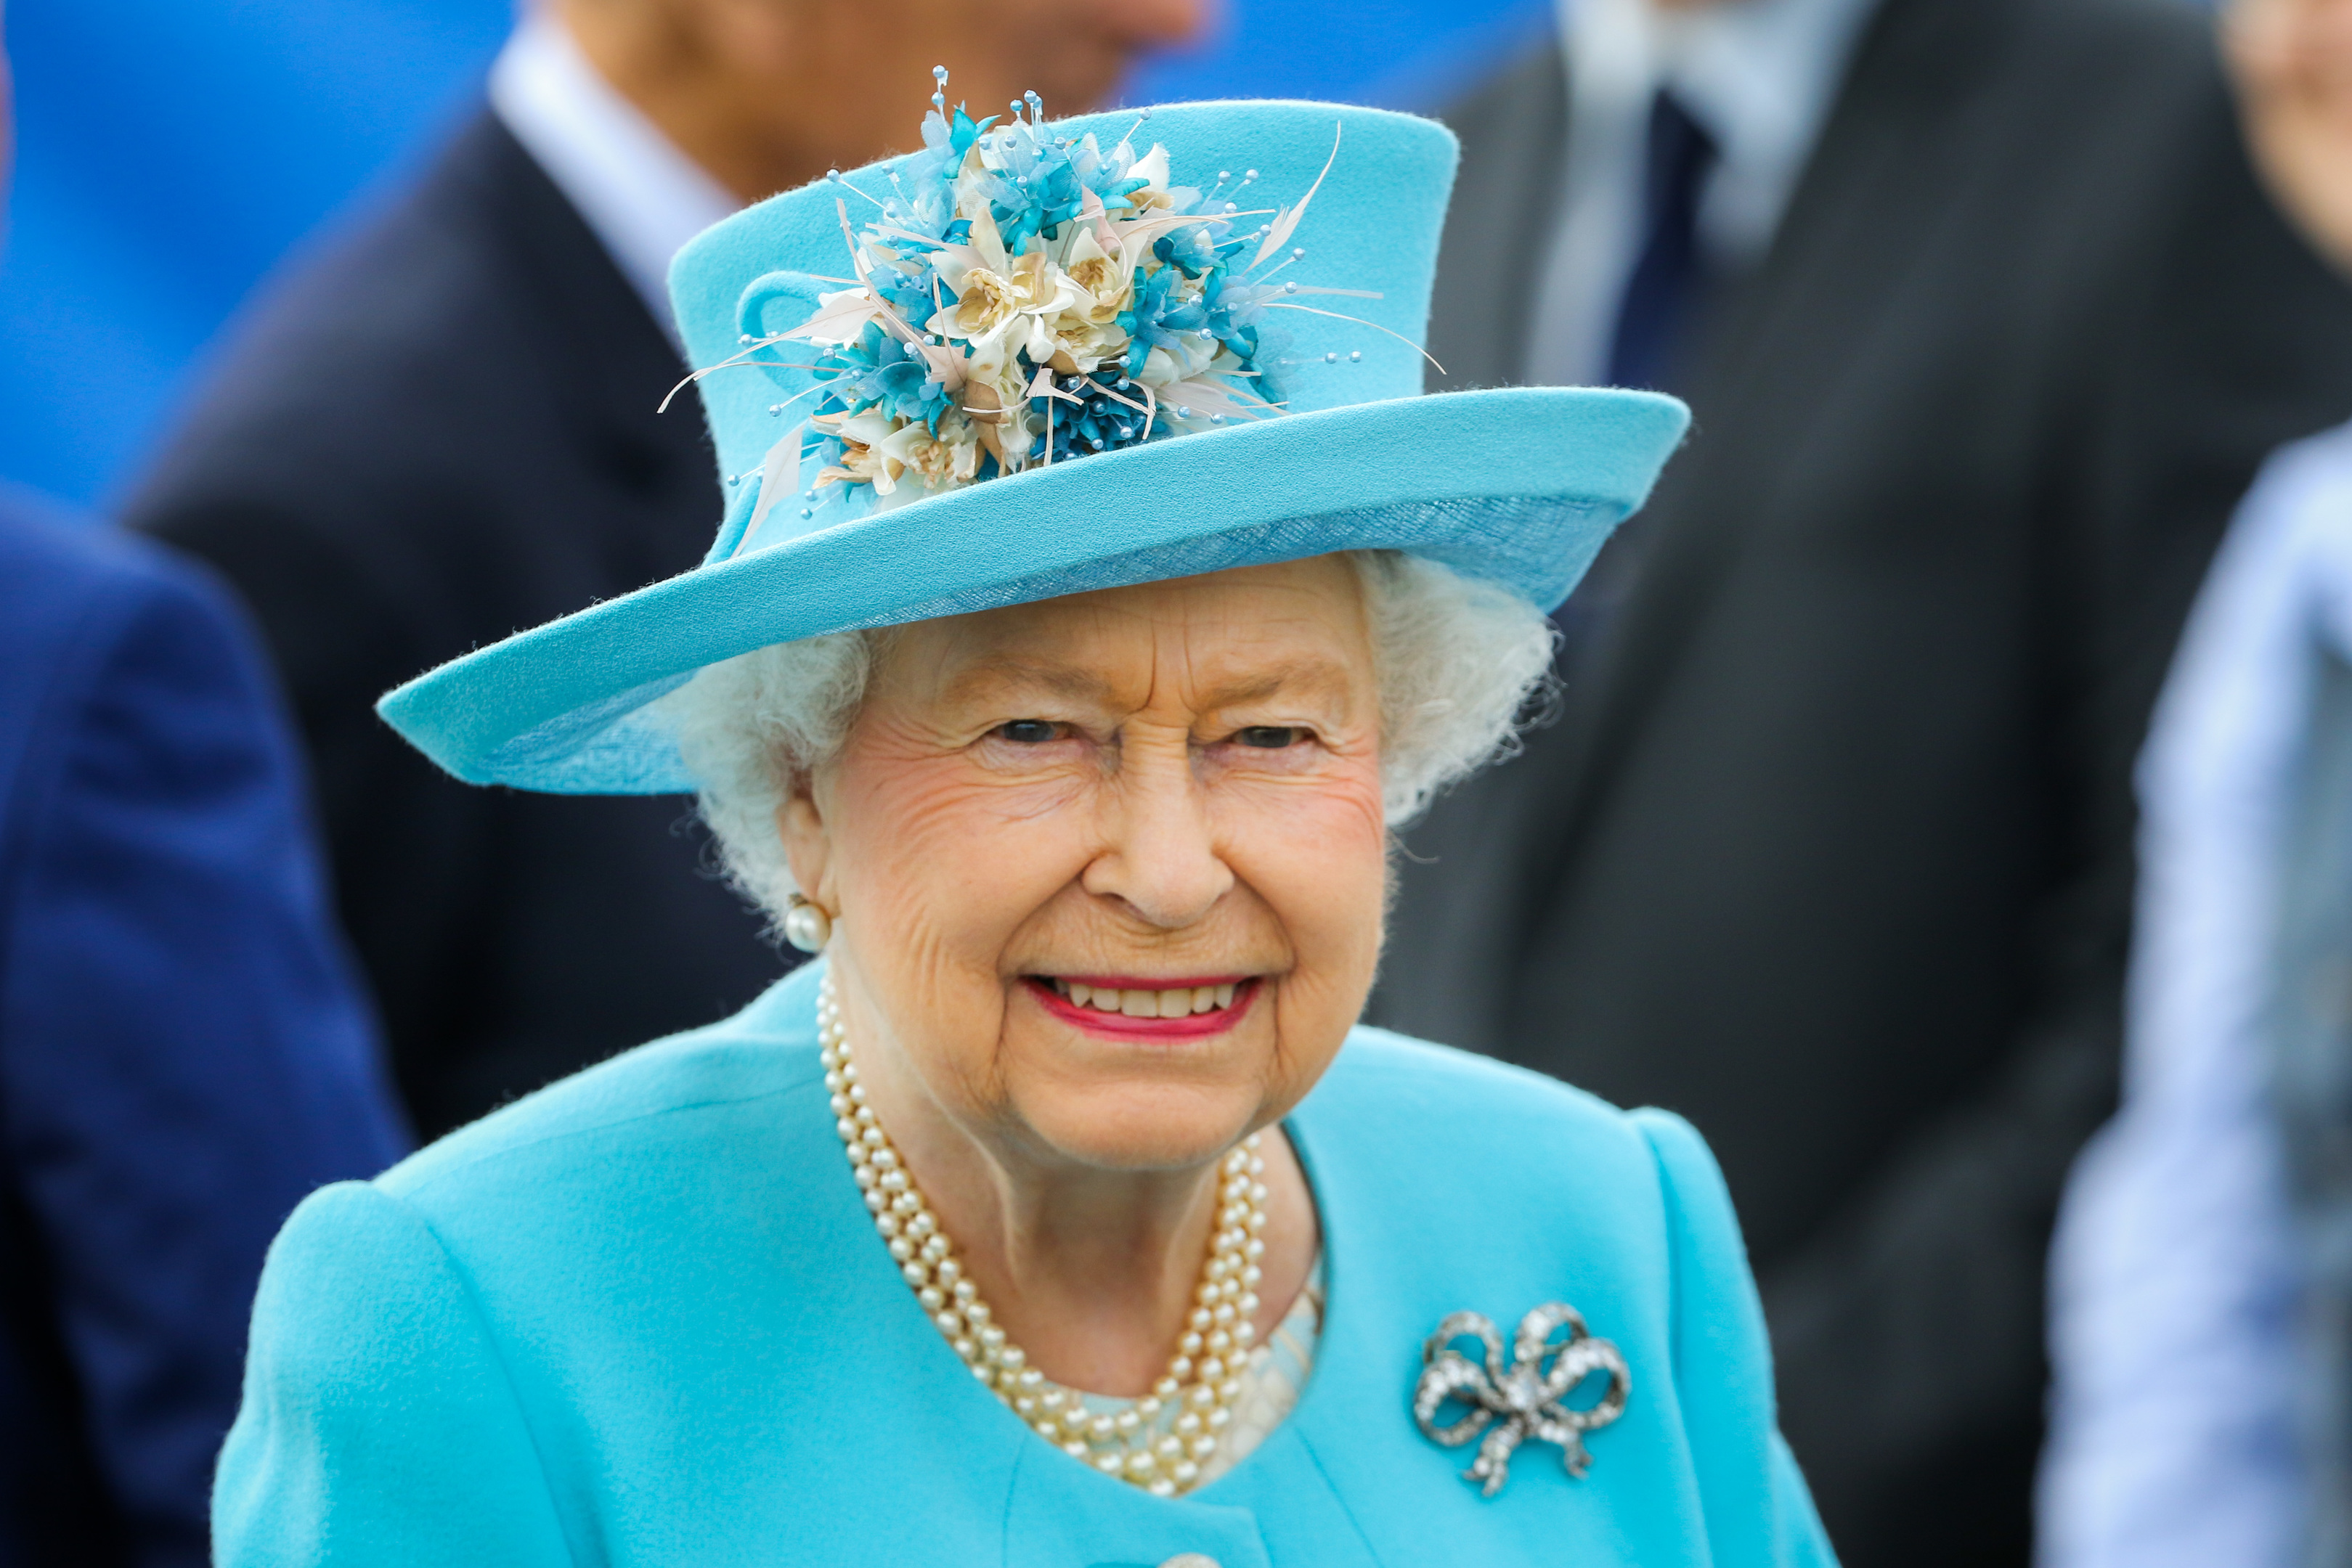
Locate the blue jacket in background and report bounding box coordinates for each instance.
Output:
[0,489,410,1567]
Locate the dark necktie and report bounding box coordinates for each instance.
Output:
[1555,91,1720,649]
[1605,89,1720,393]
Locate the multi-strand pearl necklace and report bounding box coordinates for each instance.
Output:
[818,973,1269,1496]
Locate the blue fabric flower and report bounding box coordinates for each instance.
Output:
[820,322,951,432]
[1070,135,1155,215]
[903,103,998,195]
[1028,369,1160,464]
[794,93,1354,502]
[987,123,1089,250]
[1197,270,1272,364]
[870,183,971,319]
[1152,225,1222,280]
[1116,266,1211,378]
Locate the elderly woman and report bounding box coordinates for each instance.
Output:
[216,92,1834,1568]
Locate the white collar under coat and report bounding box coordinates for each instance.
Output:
[489,15,740,342]
[1528,0,1881,386]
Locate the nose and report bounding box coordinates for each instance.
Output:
[1081,736,1232,929]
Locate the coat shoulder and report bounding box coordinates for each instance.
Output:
[1322,1023,1644,1136]
[127,112,601,542]
[375,1000,1671,1221]
[0,496,228,653]
[1311,1025,1749,1287]
[0,502,267,808]
[1311,1024,1696,1203]
[1436,41,1567,147]
[168,117,542,438]
[375,967,821,1209]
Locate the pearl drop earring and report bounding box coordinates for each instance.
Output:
[784,894,833,954]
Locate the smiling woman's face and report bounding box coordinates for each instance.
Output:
[782,555,1388,1172]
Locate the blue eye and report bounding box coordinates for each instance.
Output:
[995,719,1061,744]
[1236,726,1301,748]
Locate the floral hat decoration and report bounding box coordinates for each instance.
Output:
[378,81,1690,795]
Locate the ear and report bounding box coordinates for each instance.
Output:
[777,771,837,913]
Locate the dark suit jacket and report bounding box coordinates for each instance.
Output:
[0,492,407,1567]
[1373,1,2352,1561]
[131,112,792,1140]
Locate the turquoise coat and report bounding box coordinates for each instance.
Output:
[217,963,1836,1567]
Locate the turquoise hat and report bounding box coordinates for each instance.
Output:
[377,97,1689,794]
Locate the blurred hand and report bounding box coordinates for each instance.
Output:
[560,0,1210,205]
[2229,0,2352,271]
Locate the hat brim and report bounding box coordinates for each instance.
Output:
[376,385,1688,794]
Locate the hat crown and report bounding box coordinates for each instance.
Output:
[667,100,1460,551]
[373,99,1686,799]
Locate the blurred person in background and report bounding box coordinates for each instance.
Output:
[2042,2,2352,1564]
[1372,0,2352,1560]
[126,0,1203,1142]
[0,20,410,1564]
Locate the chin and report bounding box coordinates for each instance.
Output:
[1014,1080,1268,1173]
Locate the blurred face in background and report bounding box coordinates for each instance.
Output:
[556,0,1210,203]
[2231,0,2352,269]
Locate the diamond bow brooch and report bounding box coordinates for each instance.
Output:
[1412,1303,1631,1497]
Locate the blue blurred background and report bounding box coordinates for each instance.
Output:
[0,0,1553,510]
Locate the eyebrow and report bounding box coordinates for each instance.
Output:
[940,658,1119,707]
[941,654,1355,711]
[1198,660,1355,708]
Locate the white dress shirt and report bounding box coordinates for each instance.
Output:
[489,15,739,338]
[2038,428,2352,1568]
[1527,0,1879,386]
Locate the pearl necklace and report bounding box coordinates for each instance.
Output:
[818,973,1269,1496]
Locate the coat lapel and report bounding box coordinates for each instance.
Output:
[1426,48,1574,393]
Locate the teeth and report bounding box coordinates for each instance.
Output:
[1048,981,1248,1016]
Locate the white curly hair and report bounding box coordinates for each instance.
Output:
[658,552,1555,926]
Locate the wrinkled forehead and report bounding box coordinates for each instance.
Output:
[878,558,1375,714]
